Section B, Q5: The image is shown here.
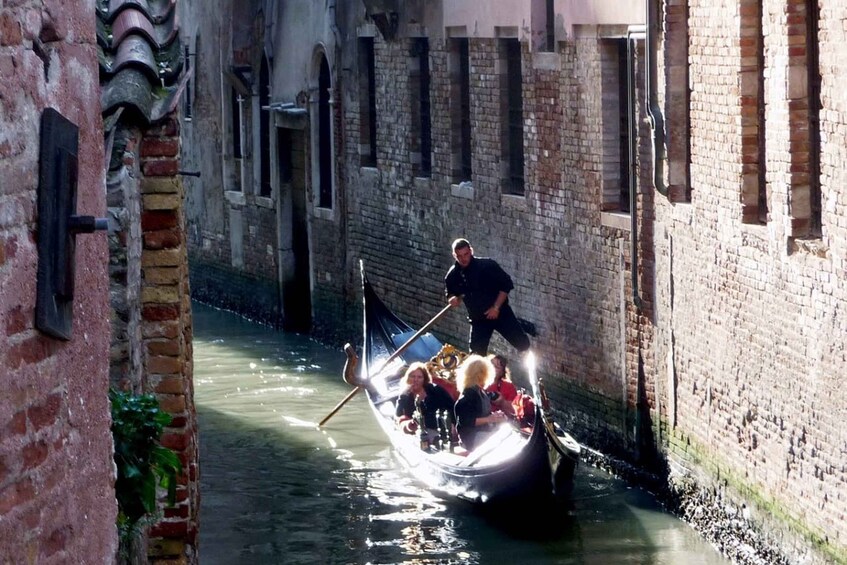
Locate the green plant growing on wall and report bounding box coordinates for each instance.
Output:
[110,388,182,551]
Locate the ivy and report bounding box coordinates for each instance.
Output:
[110,389,182,549]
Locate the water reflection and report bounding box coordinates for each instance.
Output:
[193,302,728,565]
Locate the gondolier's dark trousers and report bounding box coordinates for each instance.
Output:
[468,304,530,355]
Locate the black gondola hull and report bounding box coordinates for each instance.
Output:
[358,264,580,506]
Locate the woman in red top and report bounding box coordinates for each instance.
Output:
[485,354,518,403]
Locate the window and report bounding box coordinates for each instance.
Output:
[230,85,243,192]
[183,45,193,121]
[600,38,632,212]
[740,0,767,224]
[663,3,690,202]
[358,37,377,167]
[278,128,293,184]
[318,55,332,209]
[786,0,821,237]
[500,38,524,195]
[231,86,242,159]
[806,0,822,236]
[545,0,555,52]
[531,0,556,52]
[410,38,432,178]
[450,38,472,184]
[259,56,271,197]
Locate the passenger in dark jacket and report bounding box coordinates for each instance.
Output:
[444,238,530,355]
[454,354,508,450]
[395,362,455,438]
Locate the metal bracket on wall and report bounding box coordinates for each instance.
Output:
[36,108,108,341]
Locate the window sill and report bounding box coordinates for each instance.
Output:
[451,182,474,200]
[600,211,631,231]
[314,206,334,221]
[788,237,828,258]
[225,191,246,206]
[256,196,275,209]
[360,166,379,183]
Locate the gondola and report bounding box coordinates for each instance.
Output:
[344,263,581,506]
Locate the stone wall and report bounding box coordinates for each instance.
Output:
[0,1,117,562]
[182,0,293,331]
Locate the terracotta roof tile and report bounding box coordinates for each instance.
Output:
[108,2,179,41]
[106,0,176,25]
[97,0,183,124]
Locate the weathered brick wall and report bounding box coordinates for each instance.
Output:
[340,30,641,455]
[310,71,357,344]
[0,1,117,562]
[337,5,845,560]
[136,117,200,563]
[189,263,281,324]
[649,1,847,560]
[182,0,299,330]
[108,127,145,389]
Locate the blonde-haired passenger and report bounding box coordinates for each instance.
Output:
[454,355,509,449]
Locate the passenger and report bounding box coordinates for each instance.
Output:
[454,355,509,450]
[485,354,518,403]
[395,362,455,441]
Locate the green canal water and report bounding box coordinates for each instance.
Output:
[193,301,730,565]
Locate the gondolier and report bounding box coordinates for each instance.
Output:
[323,262,580,505]
[444,238,530,355]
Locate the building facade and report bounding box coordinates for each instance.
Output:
[181,1,846,563]
[0,1,118,561]
[1,0,199,562]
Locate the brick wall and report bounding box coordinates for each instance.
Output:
[107,115,200,562]
[136,117,200,563]
[0,1,117,562]
[649,1,847,560]
[335,5,846,561]
[341,32,645,452]
[180,2,847,561]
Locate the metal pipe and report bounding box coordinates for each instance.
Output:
[646,0,668,196]
[627,28,644,311]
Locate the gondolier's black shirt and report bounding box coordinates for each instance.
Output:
[444,257,514,322]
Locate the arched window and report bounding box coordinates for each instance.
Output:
[318,55,332,209]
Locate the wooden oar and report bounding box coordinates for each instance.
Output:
[318,303,453,427]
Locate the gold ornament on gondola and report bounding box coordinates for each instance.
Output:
[428,344,467,382]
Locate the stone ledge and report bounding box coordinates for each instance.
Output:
[451,182,474,200]
[224,191,246,206]
[600,211,631,231]
[255,195,275,209]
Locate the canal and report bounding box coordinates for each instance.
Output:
[193,301,730,564]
